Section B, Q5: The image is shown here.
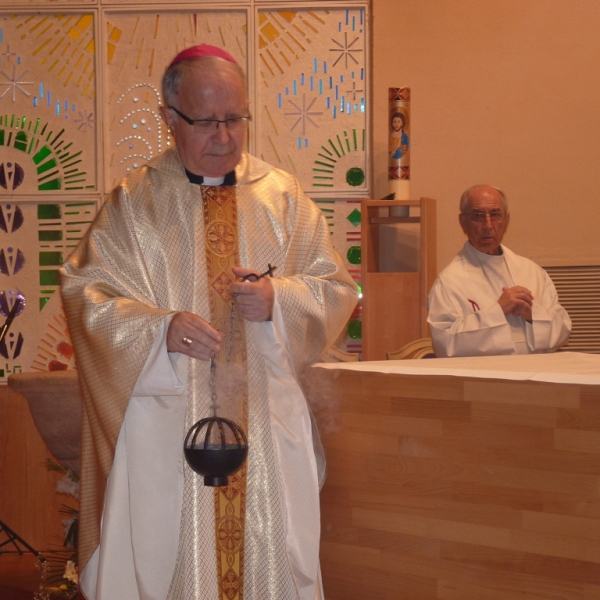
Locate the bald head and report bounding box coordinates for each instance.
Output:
[460,184,508,214]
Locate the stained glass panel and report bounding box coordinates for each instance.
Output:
[257,7,368,194]
[0,13,98,194]
[104,10,248,189]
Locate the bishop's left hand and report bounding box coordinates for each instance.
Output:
[231,266,275,322]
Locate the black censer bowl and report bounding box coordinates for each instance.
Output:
[184,416,248,487]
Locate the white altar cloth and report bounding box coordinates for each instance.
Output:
[314,352,600,386]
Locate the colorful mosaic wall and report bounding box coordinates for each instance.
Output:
[0,201,96,381]
[315,198,363,354]
[257,8,367,194]
[0,3,368,379]
[103,10,249,188]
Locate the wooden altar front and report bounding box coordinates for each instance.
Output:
[310,353,600,600]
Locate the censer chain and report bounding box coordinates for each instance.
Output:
[209,264,277,417]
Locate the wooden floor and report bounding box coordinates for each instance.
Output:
[0,553,44,599]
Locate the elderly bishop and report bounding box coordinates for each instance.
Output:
[61,45,358,600]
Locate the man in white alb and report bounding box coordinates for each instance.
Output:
[427,184,571,357]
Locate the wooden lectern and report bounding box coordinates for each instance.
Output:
[361,198,436,361]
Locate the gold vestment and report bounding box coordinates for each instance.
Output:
[60,149,358,599]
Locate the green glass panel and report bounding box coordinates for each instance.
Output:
[39,270,61,286]
[14,131,27,151]
[347,245,361,265]
[38,205,61,219]
[33,145,52,165]
[39,251,63,266]
[356,283,362,295]
[40,297,51,310]
[0,130,4,146]
[347,320,362,340]
[37,158,57,174]
[39,230,63,241]
[347,208,361,227]
[39,179,62,191]
[346,167,365,187]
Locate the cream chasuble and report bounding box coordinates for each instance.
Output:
[60,149,358,600]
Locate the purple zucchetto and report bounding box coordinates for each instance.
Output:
[169,44,238,68]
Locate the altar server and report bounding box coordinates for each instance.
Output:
[427,184,571,357]
[61,45,357,600]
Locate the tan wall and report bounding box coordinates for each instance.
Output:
[372,0,600,271]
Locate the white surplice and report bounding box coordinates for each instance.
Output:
[427,242,572,358]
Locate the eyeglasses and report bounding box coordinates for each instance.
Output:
[463,209,505,223]
[168,106,251,134]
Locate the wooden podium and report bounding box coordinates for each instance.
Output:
[361,198,436,361]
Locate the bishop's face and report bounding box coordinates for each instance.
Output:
[162,62,249,177]
[459,186,510,255]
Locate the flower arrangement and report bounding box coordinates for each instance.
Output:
[34,460,82,600]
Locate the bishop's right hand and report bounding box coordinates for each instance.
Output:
[167,311,222,360]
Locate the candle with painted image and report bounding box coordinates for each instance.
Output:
[388,87,410,215]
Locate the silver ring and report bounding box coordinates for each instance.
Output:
[182,336,193,346]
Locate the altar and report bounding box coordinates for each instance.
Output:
[311,352,600,599]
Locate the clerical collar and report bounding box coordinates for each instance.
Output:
[185,168,236,186]
[466,244,506,273]
[467,241,504,258]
